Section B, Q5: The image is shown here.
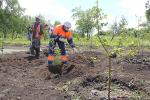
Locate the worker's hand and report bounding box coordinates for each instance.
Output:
[72,47,78,53]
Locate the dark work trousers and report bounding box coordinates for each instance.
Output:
[30,39,40,58]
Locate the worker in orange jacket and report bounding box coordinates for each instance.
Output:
[30,16,44,59]
[48,21,77,67]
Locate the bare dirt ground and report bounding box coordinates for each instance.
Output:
[0,47,150,100]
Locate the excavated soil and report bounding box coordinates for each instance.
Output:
[0,48,150,100]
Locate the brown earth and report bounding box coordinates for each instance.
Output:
[0,48,150,100]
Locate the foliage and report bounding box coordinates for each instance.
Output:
[53,49,61,65]
[145,0,150,21]
[72,5,106,39]
[110,16,128,40]
[0,0,53,40]
[0,0,27,39]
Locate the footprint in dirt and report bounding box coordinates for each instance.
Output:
[24,56,39,61]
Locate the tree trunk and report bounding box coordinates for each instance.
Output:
[14,33,19,39]
[81,32,85,38]
[86,30,90,40]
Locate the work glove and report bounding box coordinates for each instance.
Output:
[59,37,66,42]
[72,47,78,53]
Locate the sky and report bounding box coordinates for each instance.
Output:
[18,0,147,30]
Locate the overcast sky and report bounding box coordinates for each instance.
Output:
[18,0,147,29]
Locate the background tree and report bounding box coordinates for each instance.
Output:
[0,0,50,40]
[0,0,3,8]
[145,0,150,21]
[72,7,94,39]
[118,16,128,34]
[72,5,106,39]
[0,0,25,39]
[110,16,128,40]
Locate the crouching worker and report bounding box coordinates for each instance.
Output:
[48,21,77,74]
[30,16,43,59]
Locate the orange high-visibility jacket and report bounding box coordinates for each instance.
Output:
[32,23,43,39]
[54,25,72,39]
[51,24,75,48]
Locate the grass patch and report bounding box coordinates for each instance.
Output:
[0,35,150,47]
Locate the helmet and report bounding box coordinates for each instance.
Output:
[35,16,40,22]
[63,21,71,28]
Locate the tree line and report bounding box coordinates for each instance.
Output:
[0,0,150,40]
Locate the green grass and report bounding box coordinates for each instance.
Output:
[75,36,150,47]
[0,35,150,48]
[4,38,31,45]
[0,38,49,46]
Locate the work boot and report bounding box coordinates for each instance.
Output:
[30,46,35,56]
[35,48,40,59]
